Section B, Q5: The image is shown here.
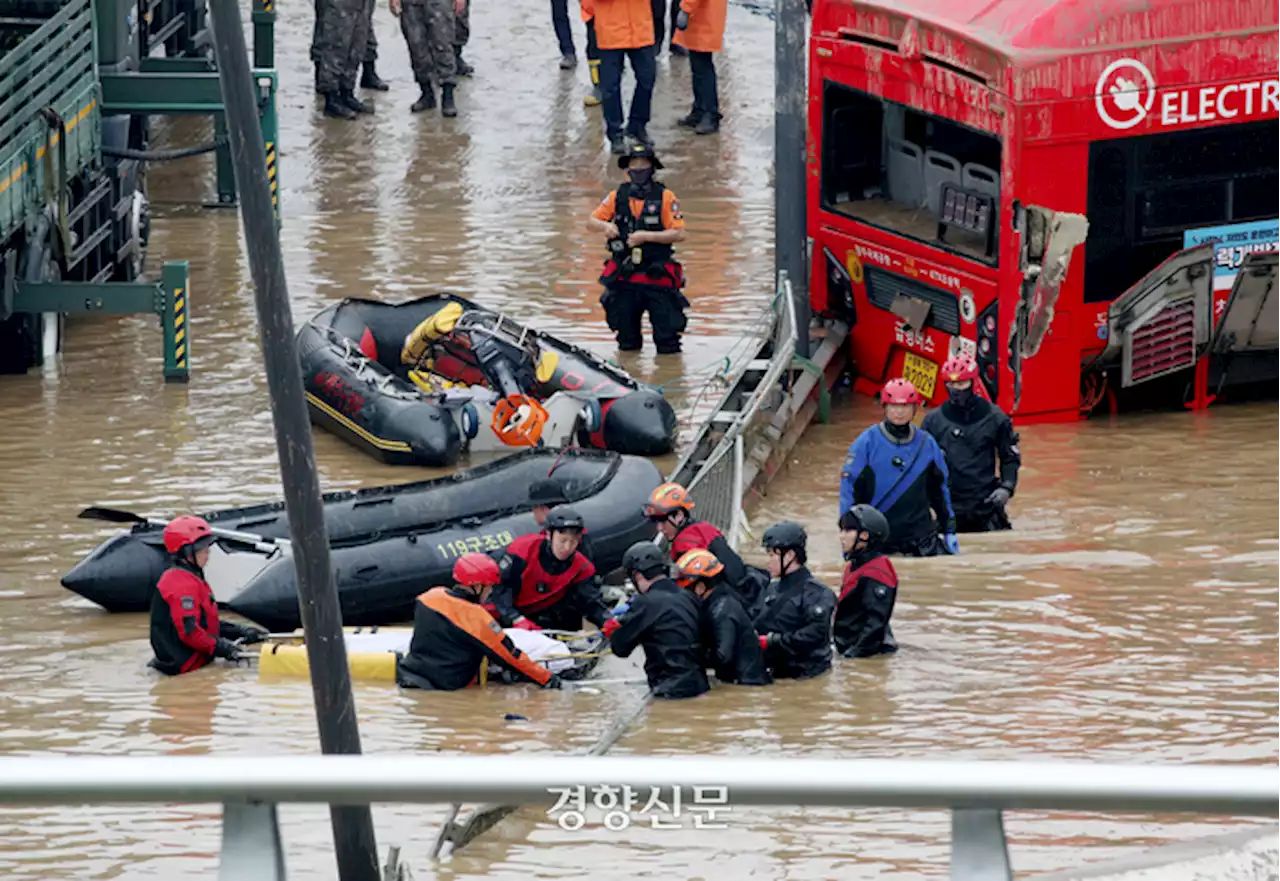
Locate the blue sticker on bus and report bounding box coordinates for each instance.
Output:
[1184,220,1279,292]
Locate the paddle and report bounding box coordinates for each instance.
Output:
[78,507,290,554]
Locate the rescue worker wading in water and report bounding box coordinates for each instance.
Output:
[528,478,597,562]
[604,541,709,699]
[752,522,835,680]
[149,516,266,676]
[921,355,1021,533]
[398,553,561,691]
[675,549,771,686]
[835,505,898,658]
[588,143,689,354]
[490,507,612,633]
[644,481,768,610]
[841,378,958,557]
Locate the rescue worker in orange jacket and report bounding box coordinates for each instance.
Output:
[149,516,266,676]
[645,482,768,609]
[835,505,899,658]
[398,553,561,690]
[671,0,726,134]
[490,507,613,633]
[676,549,771,686]
[591,0,657,152]
[589,143,689,354]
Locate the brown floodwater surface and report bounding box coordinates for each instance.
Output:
[0,1,1275,877]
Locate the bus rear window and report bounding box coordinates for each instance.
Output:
[819,81,1002,265]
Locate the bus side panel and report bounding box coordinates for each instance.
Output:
[1008,140,1092,422]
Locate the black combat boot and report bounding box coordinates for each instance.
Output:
[411,87,436,113]
[323,92,357,119]
[441,84,457,117]
[360,63,389,91]
[695,112,720,135]
[677,109,699,127]
[342,89,375,114]
[454,46,474,77]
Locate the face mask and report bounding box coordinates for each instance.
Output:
[948,385,975,407]
[628,167,654,189]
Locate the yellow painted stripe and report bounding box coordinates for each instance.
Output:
[0,99,98,198]
[174,313,185,329]
[175,328,185,345]
[306,392,413,452]
[175,344,186,362]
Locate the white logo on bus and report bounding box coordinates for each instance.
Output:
[1095,59,1156,130]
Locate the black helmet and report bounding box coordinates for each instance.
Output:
[622,541,668,579]
[762,520,807,552]
[529,478,569,507]
[618,142,664,170]
[545,506,585,532]
[839,505,890,545]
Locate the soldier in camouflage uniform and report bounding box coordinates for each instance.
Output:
[313,8,384,91]
[392,0,459,116]
[316,0,376,118]
[453,0,473,76]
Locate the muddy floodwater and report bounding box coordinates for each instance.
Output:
[0,0,1276,877]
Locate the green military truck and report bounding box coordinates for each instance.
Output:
[0,0,277,379]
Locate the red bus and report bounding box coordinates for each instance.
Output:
[806,0,1279,423]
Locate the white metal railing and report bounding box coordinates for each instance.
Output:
[0,755,1273,880]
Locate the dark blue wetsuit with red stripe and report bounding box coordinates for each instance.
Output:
[839,422,956,557]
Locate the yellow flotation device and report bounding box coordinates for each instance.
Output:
[407,369,467,395]
[401,301,465,365]
[535,349,559,384]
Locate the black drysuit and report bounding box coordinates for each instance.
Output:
[609,578,710,699]
[752,567,835,680]
[834,550,898,658]
[698,582,771,685]
[921,396,1020,532]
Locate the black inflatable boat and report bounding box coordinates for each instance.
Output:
[62,449,661,617]
[316,295,679,457]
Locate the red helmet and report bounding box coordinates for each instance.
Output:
[941,355,979,384]
[880,378,923,405]
[163,515,215,554]
[453,552,501,587]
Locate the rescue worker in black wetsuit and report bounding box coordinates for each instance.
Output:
[675,549,771,686]
[921,355,1021,533]
[490,507,612,633]
[587,143,689,354]
[752,522,835,680]
[149,516,265,676]
[840,378,958,557]
[528,478,596,562]
[644,481,767,610]
[398,552,562,691]
[834,505,899,658]
[604,541,709,699]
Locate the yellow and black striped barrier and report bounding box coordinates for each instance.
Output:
[161,261,191,382]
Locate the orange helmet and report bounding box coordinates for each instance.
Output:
[674,549,724,587]
[644,482,694,520]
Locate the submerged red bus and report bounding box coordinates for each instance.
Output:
[806,0,1279,423]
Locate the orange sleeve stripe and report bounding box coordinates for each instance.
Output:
[591,190,618,222]
[661,189,685,229]
[424,590,552,684]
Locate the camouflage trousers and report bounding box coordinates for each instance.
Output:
[401,0,456,87]
[315,0,373,92]
[311,0,376,65]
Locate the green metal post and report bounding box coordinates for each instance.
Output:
[256,69,280,226]
[160,260,191,382]
[214,114,237,205]
[252,0,276,69]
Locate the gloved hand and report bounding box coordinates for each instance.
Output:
[236,626,268,645]
[544,673,563,690]
[758,633,772,651]
[611,599,631,616]
[943,533,960,555]
[601,617,621,639]
[214,638,243,661]
[985,487,1012,507]
[511,616,542,632]
[675,9,689,29]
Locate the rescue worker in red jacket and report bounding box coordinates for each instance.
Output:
[644,482,767,610]
[676,549,771,686]
[149,516,265,676]
[490,507,613,633]
[834,505,899,658]
[398,553,561,691]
